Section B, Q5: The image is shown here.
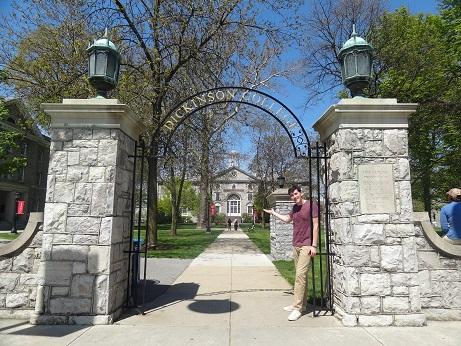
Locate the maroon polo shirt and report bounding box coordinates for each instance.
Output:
[290,200,319,247]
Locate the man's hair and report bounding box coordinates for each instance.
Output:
[288,185,302,195]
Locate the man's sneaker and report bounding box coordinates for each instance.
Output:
[288,309,302,321]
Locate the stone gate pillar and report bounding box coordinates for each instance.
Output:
[267,188,292,260]
[32,98,142,325]
[314,98,426,326]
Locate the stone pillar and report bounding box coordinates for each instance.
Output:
[267,189,293,260]
[313,98,426,326]
[32,98,142,325]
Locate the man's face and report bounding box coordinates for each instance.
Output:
[289,189,302,204]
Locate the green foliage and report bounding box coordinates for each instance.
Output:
[0,100,27,174]
[241,213,252,223]
[159,179,199,217]
[213,212,226,225]
[370,6,461,209]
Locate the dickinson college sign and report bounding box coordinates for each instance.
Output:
[158,86,311,157]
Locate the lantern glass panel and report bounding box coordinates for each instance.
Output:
[106,53,116,78]
[345,53,356,77]
[95,51,107,75]
[89,51,96,76]
[357,51,370,75]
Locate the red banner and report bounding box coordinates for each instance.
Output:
[210,203,216,217]
[16,200,25,215]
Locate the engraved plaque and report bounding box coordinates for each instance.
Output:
[358,164,395,214]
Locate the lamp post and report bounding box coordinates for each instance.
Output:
[87,28,121,98]
[277,175,286,189]
[338,24,373,97]
[10,192,20,234]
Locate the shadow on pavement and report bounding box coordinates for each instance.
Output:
[188,299,239,314]
[8,324,87,337]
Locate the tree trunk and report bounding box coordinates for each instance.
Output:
[198,137,210,230]
[147,144,158,248]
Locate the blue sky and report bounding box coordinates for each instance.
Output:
[0,0,439,161]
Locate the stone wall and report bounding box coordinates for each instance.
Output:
[415,222,461,320]
[0,223,42,318]
[33,127,135,324]
[327,127,425,326]
[268,189,293,260]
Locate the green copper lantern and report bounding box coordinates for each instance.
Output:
[87,29,121,98]
[338,25,373,97]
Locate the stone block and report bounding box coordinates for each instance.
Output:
[343,296,361,313]
[72,140,99,148]
[390,273,419,286]
[330,218,352,243]
[68,204,90,216]
[70,275,94,297]
[74,183,92,204]
[402,238,418,272]
[380,246,403,271]
[431,270,459,282]
[394,314,426,326]
[0,273,20,292]
[89,166,106,183]
[423,308,461,321]
[67,166,89,182]
[12,248,35,273]
[329,152,352,181]
[352,224,384,245]
[39,261,72,285]
[342,245,370,267]
[421,297,443,308]
[5,292,30,308]
[69,314,113,325]
[31,314,68,325]
[383,129,408,155]
[88,246,110,274]
[53,182,75,203]
[68,151,80,166]
[79,148,98,166]
[361,297,381,313]
[73,234,99,245]
[441,282,461,308]
[357,214,389,223]
[73,129,93,140]
[383,296,410,313]
[52,245,89,262]
[19,274,39,286]
[93,275,109,314]
[49,151,68,175]
[409,286,421,311]
[93,129,111,139]
[418,251,443,270]
[0,258,13,271]
[392,286,409,295]
[336,129,362,151]
[53,233,73,244]
[360,273,391,295]
[98,140,118,166]
[330,181,358,203]
[49,297,92,314]
[50,128,73,141]
[66,217,101,234]
[418,270,431,296]
[330,202,359,217]
[369,246,380,267]
[52,286,69,296]
[91,183,115,216]
[384,224,415,237]
[43,203,68,233]
[73,262,87,274]
[358,314,393,326]
[397,158,410,180]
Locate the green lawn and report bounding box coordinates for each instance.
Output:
[243,225,331,304]
[241,224,270,254]
[132,224,223,258]
[0,232,21,241]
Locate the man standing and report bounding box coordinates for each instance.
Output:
[264,185,319,321]
[440,188,461,245]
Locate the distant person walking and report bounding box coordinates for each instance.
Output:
[440,188,461,245]
[264,185,319,321]
[227,218,232,231]
[233,219,238,231]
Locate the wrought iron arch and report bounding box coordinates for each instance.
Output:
[156,86,311,158]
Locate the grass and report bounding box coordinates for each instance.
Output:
[241,224,270,254]
[131,224,223,259]
[243,225,331,304]
[0,232,21,241]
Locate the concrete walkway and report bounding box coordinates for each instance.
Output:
[1,229,461,345]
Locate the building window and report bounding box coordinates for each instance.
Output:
[232,184,236,189]
[215,192,220,201]
[247,205,253,214]
[248,193,253,201]
[227,194,240,216]
[248,184,253,190]
[215,204,221,213]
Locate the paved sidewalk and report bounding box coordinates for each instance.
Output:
[1,229,460,346]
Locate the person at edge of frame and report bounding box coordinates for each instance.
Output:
[263,184,319,321]
[440,188,461,245]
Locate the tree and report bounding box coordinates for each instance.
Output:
[0,100,28,174]
[369,6,461,211]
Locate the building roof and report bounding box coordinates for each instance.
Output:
[213,166,259,183]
